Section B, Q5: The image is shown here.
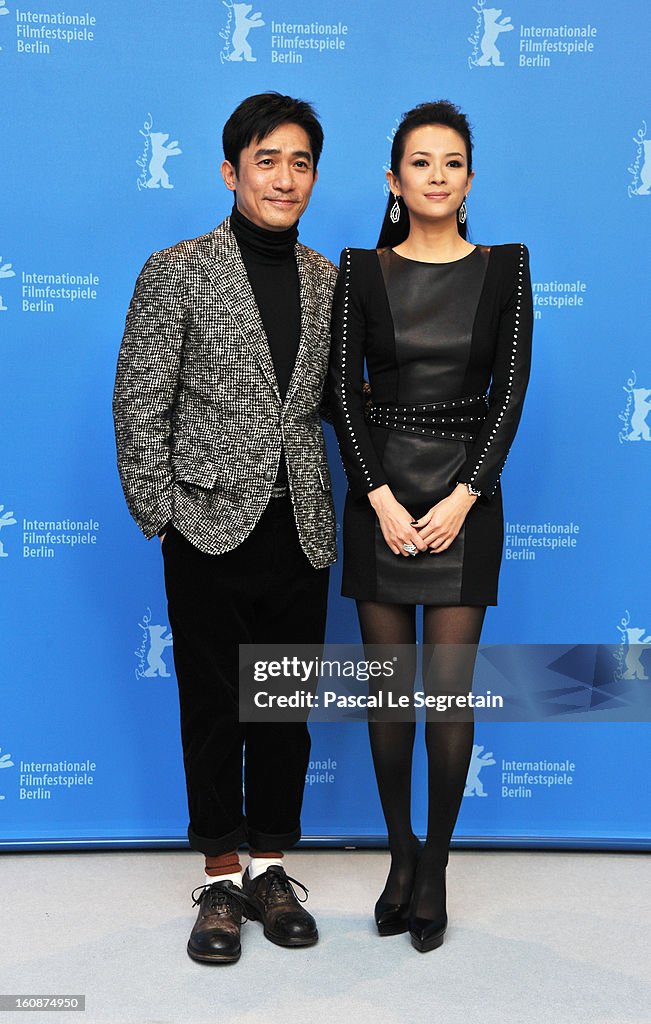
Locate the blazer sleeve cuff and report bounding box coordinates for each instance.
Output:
[128,492,174,541]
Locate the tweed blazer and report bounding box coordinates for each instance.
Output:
[113,217,338,569]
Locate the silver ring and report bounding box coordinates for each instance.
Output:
[402,542,418,556]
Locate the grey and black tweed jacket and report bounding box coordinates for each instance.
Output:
[112,217,338,569]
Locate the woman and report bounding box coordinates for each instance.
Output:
[329,101,533,952]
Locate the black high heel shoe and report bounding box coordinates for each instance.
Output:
[408,858,448,951]
[374,898,411,936]
[408,912,447,952]
[374,837,422,936]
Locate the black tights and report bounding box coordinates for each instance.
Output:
[357,601,486,919]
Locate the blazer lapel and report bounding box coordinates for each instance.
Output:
[196,218,280,401]
[285,245,321,406]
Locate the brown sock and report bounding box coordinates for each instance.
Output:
[204,851,241,878]
[249,850,284,859]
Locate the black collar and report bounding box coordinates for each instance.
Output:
[230,203,298,263]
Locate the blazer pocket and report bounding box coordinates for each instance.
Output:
[172,458,220,490]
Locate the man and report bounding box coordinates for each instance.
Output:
[113,93,337,963]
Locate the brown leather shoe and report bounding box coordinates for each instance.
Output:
[186,881,252,964]
[242,865,318,947]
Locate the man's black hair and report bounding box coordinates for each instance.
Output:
[223,92,323,173]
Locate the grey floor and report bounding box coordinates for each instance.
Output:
[1,849,649,1024]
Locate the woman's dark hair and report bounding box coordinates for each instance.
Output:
[377,100,473,248]
[222,92,323,173]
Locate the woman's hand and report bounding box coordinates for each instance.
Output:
[368,485,429,557]
[412,484,477,554]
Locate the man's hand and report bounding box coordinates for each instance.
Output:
[368,485,428,556]
[412,484,477,554]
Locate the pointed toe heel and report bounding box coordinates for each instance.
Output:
[374,899,410,936]
[408,914,447,953]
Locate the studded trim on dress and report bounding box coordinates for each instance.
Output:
[367,392,488,442]
[467,243,526,489]
[339,249,374,490]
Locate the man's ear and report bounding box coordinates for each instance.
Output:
[221,159,237,192]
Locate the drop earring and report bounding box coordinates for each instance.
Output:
[390,194,401,224]
[458,197,467,225]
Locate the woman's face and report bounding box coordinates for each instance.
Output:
[387,124,473,226]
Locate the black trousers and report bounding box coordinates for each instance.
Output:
[162,496,329,856]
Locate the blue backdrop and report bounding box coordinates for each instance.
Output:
[1,0,650,849]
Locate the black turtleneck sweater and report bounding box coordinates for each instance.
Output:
[230,204,301,486]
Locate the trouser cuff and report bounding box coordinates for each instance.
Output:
[247,824,301,852]
[187,821,247,857]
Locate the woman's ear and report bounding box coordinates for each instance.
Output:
[386,169,400,197]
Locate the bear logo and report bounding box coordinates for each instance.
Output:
[627,387,651,440]
[0,746,14,802]
[144,625,173,677]
[476,7,514,67]
[0,504,17,558]
[464,743,496,797]
[0,255,15,313]
[146,133,182,190]
[636,140,651,195]
[0,0,9,53]
[623,627,651,680]
[0,255,16,280]
[229,4,265,62]
[226,3,262,61]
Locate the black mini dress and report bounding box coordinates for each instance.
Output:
[329,244,533,606]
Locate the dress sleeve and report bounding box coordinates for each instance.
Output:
[457,244,533,497]
[329,249,389,499]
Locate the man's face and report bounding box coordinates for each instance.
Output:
[221,122,318,231]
